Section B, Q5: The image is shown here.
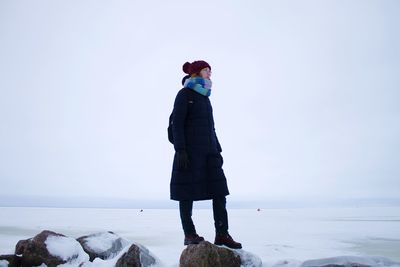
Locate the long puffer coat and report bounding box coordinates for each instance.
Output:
[170,87,230,201]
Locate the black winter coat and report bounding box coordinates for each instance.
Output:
[170,88,230,201]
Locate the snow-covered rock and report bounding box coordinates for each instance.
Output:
[18,230,70,266]
[5,230,163,267]
[115,242,158,267]
[80,242,162,267]
[77,231,129,261]
[231,248,262,267]
[75,240,163,267]
[15,230,89,267]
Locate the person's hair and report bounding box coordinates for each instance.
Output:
[181,74,191,85]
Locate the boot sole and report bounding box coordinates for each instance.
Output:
[184,239,205,245]
[184,241,200,245]
[214,243,242,249]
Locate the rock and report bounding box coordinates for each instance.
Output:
[16,230,89,267]
[17,230,66,267]
[0,254,21,267]
[179,241,241,267]
[115,243,156,267]
[115,244,141,267]
[15,239,30,255]
[77,231,129,261]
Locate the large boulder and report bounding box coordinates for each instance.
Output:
[179,241,241,267]
[115,242,157,267]
[16,230,89,267]
[77,231,129,261]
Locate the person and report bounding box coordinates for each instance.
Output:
[169,60,242,249]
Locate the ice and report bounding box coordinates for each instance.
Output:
[0,207,399,267]
[300,255,400,267]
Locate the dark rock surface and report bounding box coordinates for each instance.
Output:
[115,243,156,267]
[0,254,21,267]
[179,241,241,267]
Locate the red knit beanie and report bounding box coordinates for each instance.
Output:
[182,60,211,75]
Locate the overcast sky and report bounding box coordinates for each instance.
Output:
[0,0,399,207]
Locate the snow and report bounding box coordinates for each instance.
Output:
[83,232,129,254]
[0,207,399,267]
[0,260,8,267]
[300,255,400,267]
[80,245,130,267]
[45,235,89,266]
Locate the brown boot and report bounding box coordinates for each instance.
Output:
[184,233,205,245]
[214,233,242,249]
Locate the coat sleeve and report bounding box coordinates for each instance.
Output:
[172,90,188,152]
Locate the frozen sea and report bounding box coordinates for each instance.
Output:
[0,206,399,266]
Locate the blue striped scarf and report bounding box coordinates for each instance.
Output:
[183,77,212,97]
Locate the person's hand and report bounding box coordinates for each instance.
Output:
[177,150,189,169]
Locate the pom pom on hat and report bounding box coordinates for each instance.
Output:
[183,62,192,74]
[182,60,211,75]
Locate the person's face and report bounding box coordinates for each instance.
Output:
[199,67,212,79]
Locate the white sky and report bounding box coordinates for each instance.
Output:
[0,0,399,206]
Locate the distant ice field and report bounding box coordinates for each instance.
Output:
[0,206,399,266]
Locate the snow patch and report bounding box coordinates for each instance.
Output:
[45,235,89,266]
[0,260,9,267]
[82,244,130,267]
[84,232,129,254]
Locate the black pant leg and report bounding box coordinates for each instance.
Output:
[212,196,229,235]
[179,200,196,235]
